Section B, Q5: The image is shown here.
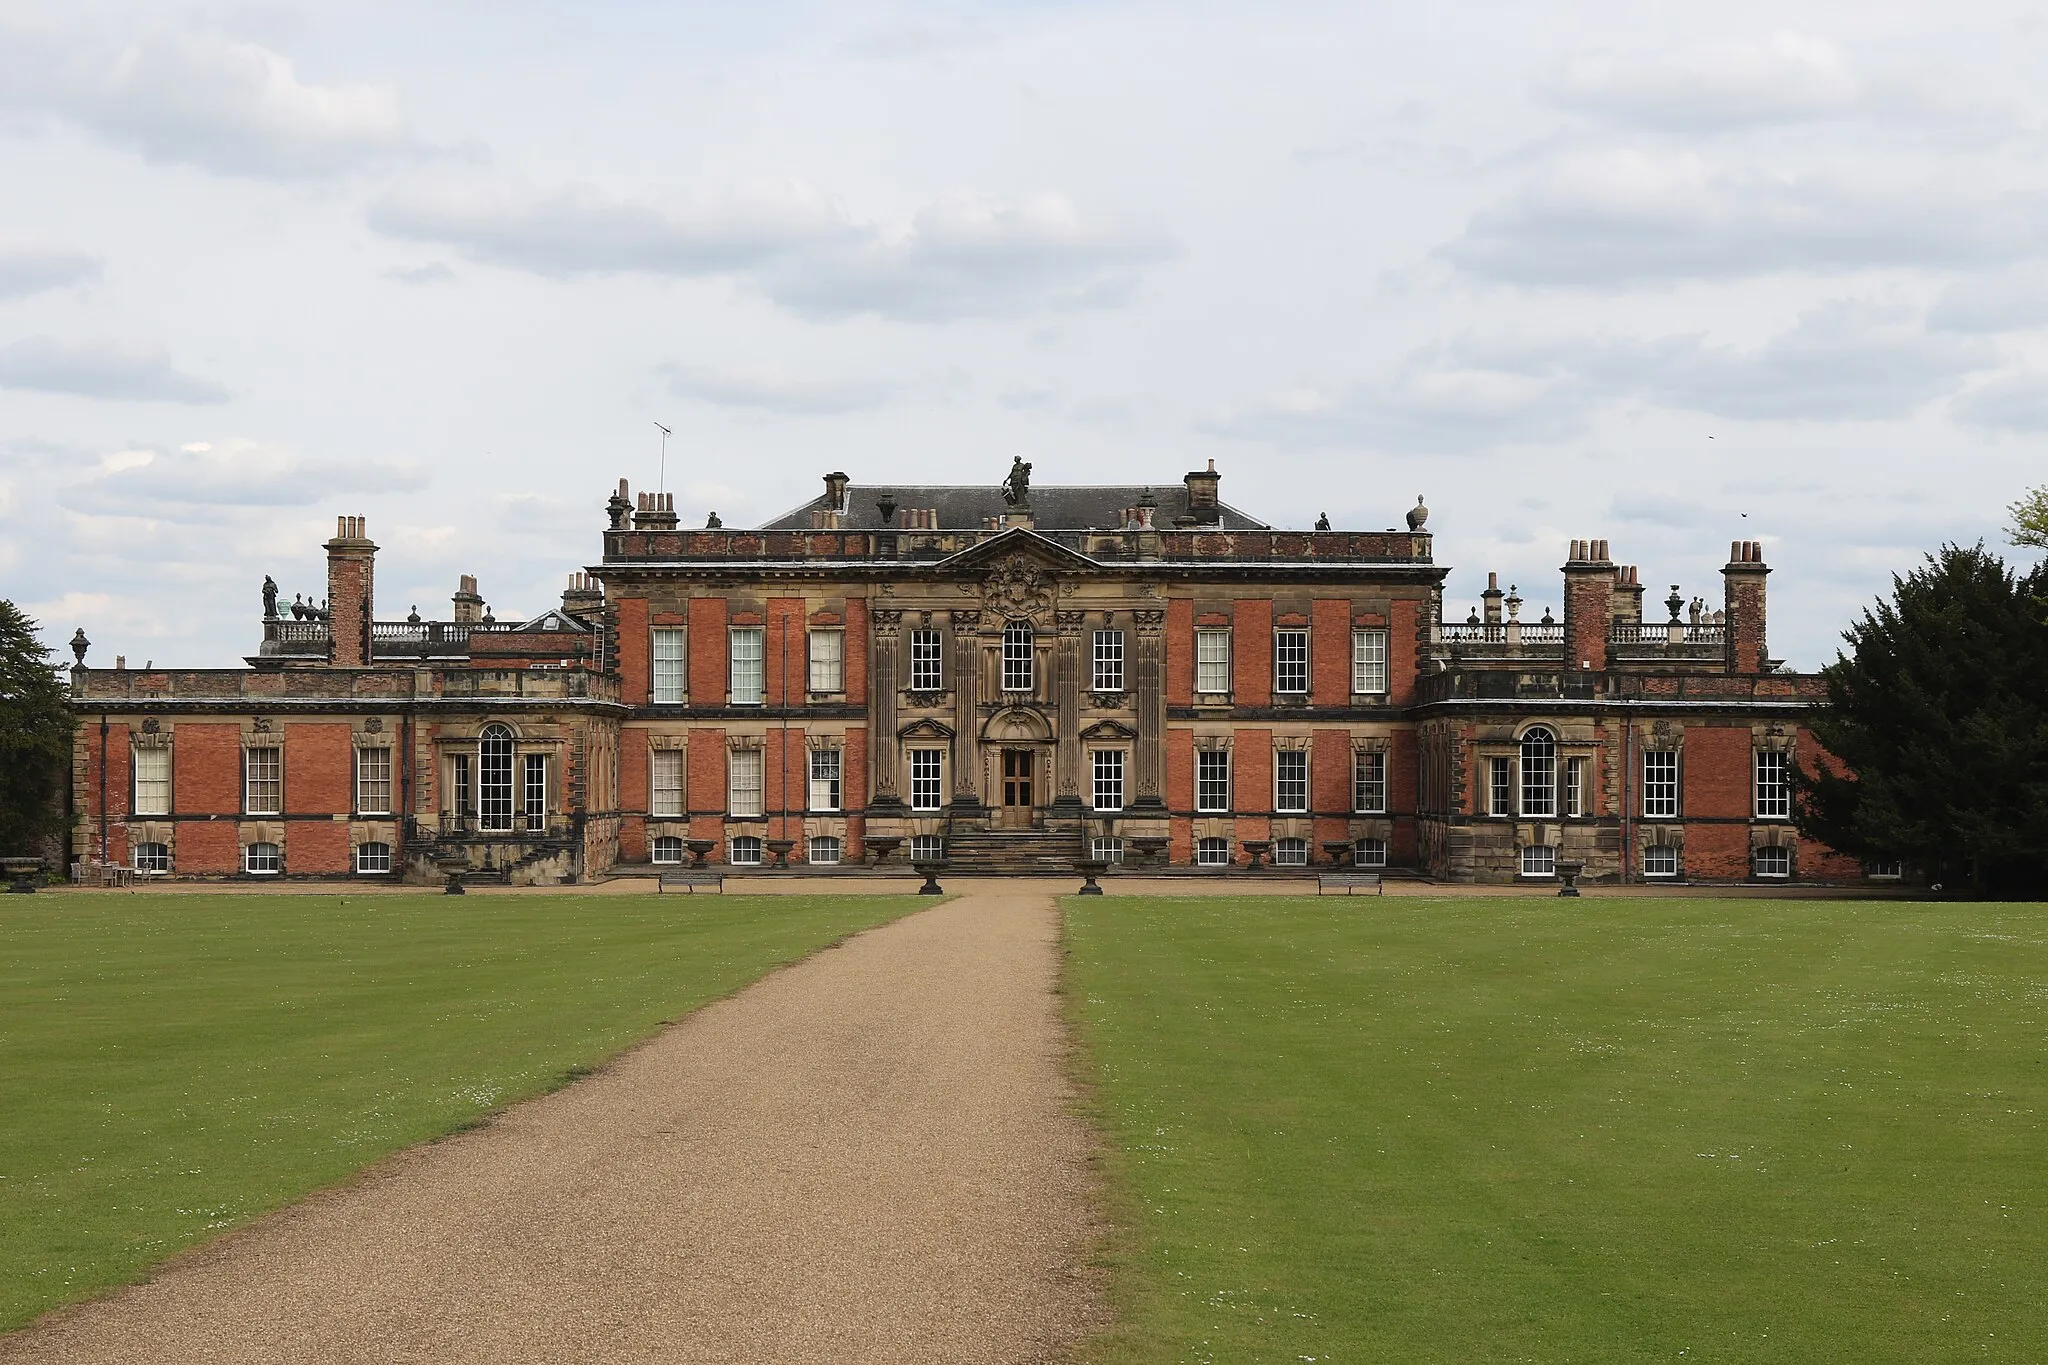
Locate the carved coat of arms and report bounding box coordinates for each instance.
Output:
[982,555,1054,620]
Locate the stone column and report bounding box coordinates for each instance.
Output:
[1130,607,1167,811]
[949,610,984,811]
[869,608,903,808]
[1052,610,1086,819]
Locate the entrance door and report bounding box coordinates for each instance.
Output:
[1001,749,1036,828]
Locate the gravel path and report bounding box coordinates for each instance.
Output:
[1,891,1104,1364]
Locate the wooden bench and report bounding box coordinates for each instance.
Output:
[657,869,724,894]
[1317,872,1384,896]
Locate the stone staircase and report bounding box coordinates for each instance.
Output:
[939,827,1087,876]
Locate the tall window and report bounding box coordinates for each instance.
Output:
[651,750,685,818]
[1002,620,1034,692]
[1196,750,1231,812]
[1519,727,1557,817]
[451,753,471,818]
[1196,630,1231,695]
[909,629,944,690]
[1092,750,1125,812]
[909,749,944,811]
[1755,750,1791,818]
[356,747,392,815]
[727,749,763,817]
[809,748,842,812]
[244,746,281,816]
[1643,750,1678,818]
[1564,757,1585,817]
[652,628,686,703]
[1092,630,1124,692]
[134,746,171,816]
[478,724,514,831]
[1488,757,1511,816]
[1275,750,1308,812]
[1274,629,1309,694]
[1352,629,1389,695]
[1353,749,1387,813]
[729,628,765,705]
[523,753,547,822]
[809,630,844,693]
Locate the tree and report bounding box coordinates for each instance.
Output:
[0,601,74,856]
[2010,485,2048,550]
[1794,545,2048,897]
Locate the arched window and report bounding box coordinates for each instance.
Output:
[1001,620,1034,692]
[479,724,514,832]
[1519,726,1557,816]
[355,842,391,874]
[651,835,685,865]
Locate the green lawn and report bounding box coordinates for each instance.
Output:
[1065,895,2048,1364]
[0,890,913,1332]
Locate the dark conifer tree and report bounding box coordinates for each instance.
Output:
[0,601,74,856]
[1795,545,2048,897]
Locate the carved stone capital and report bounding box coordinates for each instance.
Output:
[950,609,982,634]
[1055,610,1087,636]
[1132,608,1167,637]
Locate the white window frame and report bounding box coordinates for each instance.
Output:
[1520,845,1556,878]
[1755,750,1791,819]
[650,750,686,818]
[1488,757,1512,817]
[729,627,765,706]
[729,835,763,866]
[1092,629,1124,693]
[1195,629,1231,695]
[1196,750,1231,813]
[1001,620,1034,693]
[1865,860,1903,880]
[807,834,842,865]
[727,748,764,817]
[1273,629,1309,695]
[244,841,281,875]
[910,833,945,861]
[1196,836,1231,866]
[1642,750,1678,819]
[1644,845,1679,878]
[1275,749,1308,813]
[1754,845,1792,878]
[355,746,392,816]
[909,629,944,691]
[1354,837,1387,868]
[354,842,391,874]
[909,748,944,812]
[1273,837,1308,866]
[478,724,515,833]
[523,753,547,823]
[1351,629,1389,695]
[1520,728,1557,817]
[651,835,685,864]
[1564,756,1585,818]
[809,748,842,812]
[1352,749,1387,814]
[1092,749,1125,812]
[132,841,169,874]
[134,745,171,816]
[808,629,844,694]
[652,627,686,704]
[1091,836,1123,864]
[244,746,281,816]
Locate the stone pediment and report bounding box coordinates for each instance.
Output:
[898,717,956,741]
[934,527,1100,575]
[1078,718,1138,742]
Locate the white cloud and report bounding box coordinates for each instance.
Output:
[384,261,455,285]
[1951,373,2048,431]
[1543,33,1860,132]
[55,439,427,519]
[0,245,100,299]
[1929,266,2048,332]
[0,336,229,403]
[659,363,896,415]
[368,179,1174,321]
[1202,354,1592,453]
[0,19,414,177]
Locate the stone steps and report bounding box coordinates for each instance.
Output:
[941,829,1087,876]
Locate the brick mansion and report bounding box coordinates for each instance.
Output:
[65,459,1870,885]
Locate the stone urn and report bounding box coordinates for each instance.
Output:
[2,856,44,894]
[684,839,717,868]
[1128,836,1169,868]
[866,836,903,867]
[1556,859,1584,898]
[1321,840,1354,866]
[764,838,797,869]
[1074,858,1110,896]
[435,854,470,895]
[1239,839,1272,871]
[911,860,949,896]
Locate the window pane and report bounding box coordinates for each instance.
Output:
[652,628,686,704]
[244,747,281,815]
[1354,837,1387,868]
[244,841,281,874]
[1275,750,1307,812]
[1564,757,1585,817]
[355,841,391,874]
[652,835,684,864]
[1520,845,1555,877]
[478,725,514,832]
[729,628,764,705]
[133,841,169,873]
[451,754,471,819]
[1353,749,1386,813]
[728,749,763,816]
[1091,836,1123,863]
[1755,750,1790,818]
[1196,836,1231,866]
[1092,630,1124,692]
[1092,749,1125,812]
[134,746,171,816]
[909,749,944,811]
[1643,750,1678,818]
[1274,630,1308,694]
[1488,757,1512,816]
[356,747,392,815]
[910,630,944,690]
[1196,630,1231,694]
[808,630,844,693]
[1002,621,1034,692]
[1519,728,1556,816]
[1755,845,1792,877]
[809,748,842,812]
[729,835,763,865]
[1352,629,1388,694]
[1644,845,1678,877]
[910,833,945,861]
[523,753,547,820]
[807,835,841,865]
[1274,837,1308,865]
[651,750,685,817]
[1196,751,1231,812]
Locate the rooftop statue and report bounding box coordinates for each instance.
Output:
[1001,456,1032,508]
[262,575,278,618]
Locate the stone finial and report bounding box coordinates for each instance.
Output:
[69,628,89,666]
[1406,495,1429,531]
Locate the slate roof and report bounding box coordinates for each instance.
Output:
[758,483,1271,532]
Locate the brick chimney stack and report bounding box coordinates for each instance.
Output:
[1183,459,1221,525]
[1481,571,1504,627]
[633,491,680,530]
[1722,540,1770,674]
[324,515,375,667]
[1613,564,1645,624]
[1561,538,1615,673]
[452,574,483,624]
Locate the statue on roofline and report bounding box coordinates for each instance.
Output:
[262,575,278,618]
[1001,455,1032,508]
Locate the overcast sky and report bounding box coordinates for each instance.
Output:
[3,0,2043,670]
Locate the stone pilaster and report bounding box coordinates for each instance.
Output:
[1052,610,1086,818]
[869,608,903,807]
[1130,607,1167,811]
[949,610,984,811]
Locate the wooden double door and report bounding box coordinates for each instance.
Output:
[998,748,1038,829]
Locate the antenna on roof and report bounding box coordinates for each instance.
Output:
[654,421,672,496]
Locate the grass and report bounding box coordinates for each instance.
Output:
[1064,895,2048,1364]
[0,890,913,1332]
